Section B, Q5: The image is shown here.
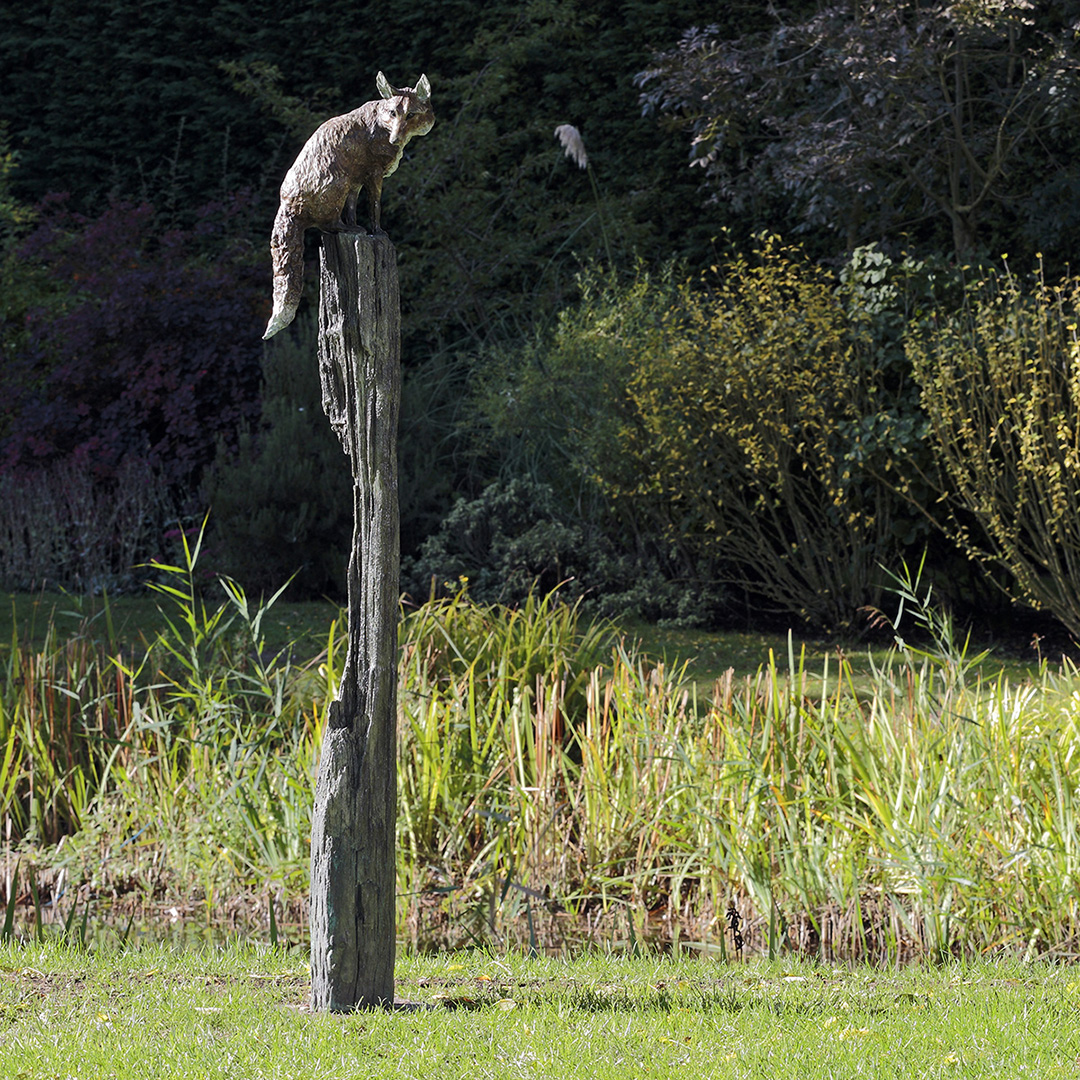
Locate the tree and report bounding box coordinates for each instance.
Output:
[637,1,1080,259]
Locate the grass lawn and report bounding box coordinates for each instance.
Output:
[0,589,342,661]
[1,588,1053,687]
[622,618,1049,690]
[2,942,1078,1078]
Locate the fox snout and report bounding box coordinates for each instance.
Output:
[388,106,426,145]
[378,72,434,145]
[388,111,405,145]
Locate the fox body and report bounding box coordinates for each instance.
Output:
[263,72,434,339]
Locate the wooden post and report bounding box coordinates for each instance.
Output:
[310,232,400,1011]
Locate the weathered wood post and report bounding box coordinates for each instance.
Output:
[310,231,400,1011]
[258,71,431,1010]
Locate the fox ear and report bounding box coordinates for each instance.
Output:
[414,74,430,102]
[376,71,393,99]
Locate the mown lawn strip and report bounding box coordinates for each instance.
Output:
[2,944,1078,1078]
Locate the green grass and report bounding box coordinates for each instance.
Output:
[0,588,340,659]
[627,619,1048,692]
[3,588,1047,686]
[4,549,1080,961]
[1,942,1078,1078]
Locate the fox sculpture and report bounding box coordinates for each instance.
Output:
[263,72,434,340]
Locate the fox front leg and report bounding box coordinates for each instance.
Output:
[324,190,367,235]
[343,190,358,228]
[366,177,386,235]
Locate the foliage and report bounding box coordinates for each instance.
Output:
[474,261,681,497]
[460,263,732,625]
[0,0,734,580]
[403,479,588,604]
[1,0,724,356]
[637,1,1080,260]
[384,4,647,351]
[219,4,675,353]
[907,260,1080,635]
[397,352,473,557]
[0,125,69,374]
[592,239,914,631]
[5,564,1080,960]
[834,247,947,530]
[8,2,1080,629]
[402,477,728,625]
[0,0,353,228]
[203,317,351,599]
[0,125,33,236]
[471,248,955,631]
[0,152,178,595]
[0,457,169,594]
[0,195,266,490]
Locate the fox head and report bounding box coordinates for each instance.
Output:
[376,72,435,146]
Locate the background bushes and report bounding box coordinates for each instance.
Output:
[0,456,167,593]
[203,317,352,598]
[0,195,265,489]
[3,1,1080,633]
[909,265,1080,636]
[462,246,931,632]
[0,189,266,593]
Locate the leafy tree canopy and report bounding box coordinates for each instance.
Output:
[637,1,1080,263]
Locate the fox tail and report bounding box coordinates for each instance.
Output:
[263,206,306,340]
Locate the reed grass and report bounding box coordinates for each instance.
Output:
[2,544,1079,962]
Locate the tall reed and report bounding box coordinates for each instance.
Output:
[3,557,1080,961]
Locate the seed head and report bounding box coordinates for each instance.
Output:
[554,124,588,170]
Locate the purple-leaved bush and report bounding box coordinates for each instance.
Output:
[0,192,268,491]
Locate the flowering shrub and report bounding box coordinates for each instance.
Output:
[909,264,1080,635]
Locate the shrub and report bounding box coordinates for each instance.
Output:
[474,261,682,510]
[397,352,472,558]
[907,262,1080,635]
[203,316,352,598]
[0,456,169,593]
[466,264,730,624]
[402,476,730,625]
[605,238,913,632]
[470,249,931,632]
[0,193,266,492]
[402,478,584,605]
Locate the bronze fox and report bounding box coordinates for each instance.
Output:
[263,72,434,339]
